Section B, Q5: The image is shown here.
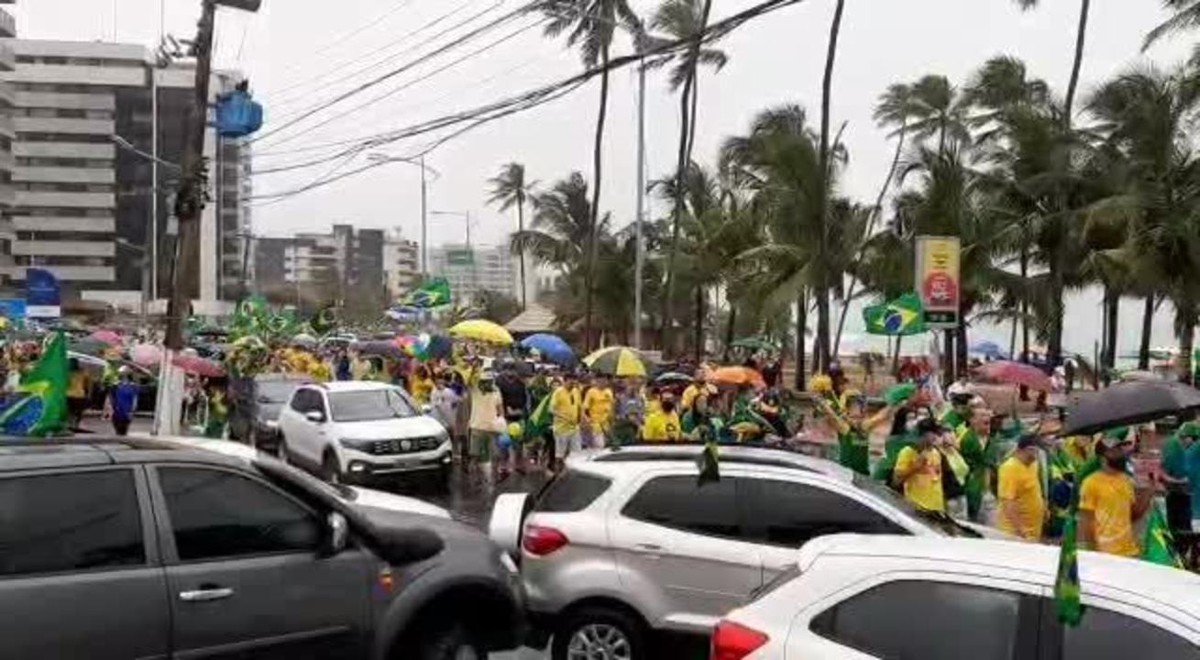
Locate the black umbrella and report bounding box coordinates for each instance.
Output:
[352,340,405,360]
[1061,381,1200,436]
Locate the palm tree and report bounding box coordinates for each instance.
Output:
[814,0,848,375]
[537,0,641,350]
[487,163,536,311]
[1144,0,1200,50]
[651,0,728,352]
[1013,0,1091,122]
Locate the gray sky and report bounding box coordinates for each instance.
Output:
[11,0,1196,356]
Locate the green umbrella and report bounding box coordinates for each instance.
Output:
[885,382,918,406]
[730,336,778,352]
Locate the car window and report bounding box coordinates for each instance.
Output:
[1060,604,1200,660]
[257,380,303,404]
[289,388,312,412]
[622,475,742,539]
[0,470,144,577]
[811,580,1023,660]
[534,470,611,513]
[742,478,908,547]
[329,389,416,422]
[159,467,322,562]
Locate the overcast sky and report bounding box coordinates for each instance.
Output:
[10,0,1197,356]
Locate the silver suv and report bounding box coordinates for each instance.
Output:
[489,444,996,659]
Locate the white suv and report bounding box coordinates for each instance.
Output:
[717,534,1200,659]
[276,381,451,487]
[488,444,1002,660]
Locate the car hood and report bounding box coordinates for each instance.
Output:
[333,415,446,441]
[349,486,452,519]
[353,501,498,562]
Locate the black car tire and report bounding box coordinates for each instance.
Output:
[552,606,647,660]
[408,622,483,660]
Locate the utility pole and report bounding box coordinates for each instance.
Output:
[634,57,646,350]
[420,155,428,279]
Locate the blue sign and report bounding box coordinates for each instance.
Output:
[0,299,26,321]
[26,268,61,318]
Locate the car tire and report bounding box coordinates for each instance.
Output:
[409,622,484,660]
[321,450,342,484]
[552,606,646,660]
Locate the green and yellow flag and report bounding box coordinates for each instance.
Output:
[864,292,926,336]
[0,331,69,436]
[311,303,339,335]
[1141,501,1183,569]
[400,278,452,309]
[1054,516,1084,626]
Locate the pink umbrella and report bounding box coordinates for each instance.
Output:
[975,360,1051,392]
[130,344,163,367]
[173,354,226,378]
[89,329,122,345]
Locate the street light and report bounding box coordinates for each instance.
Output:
[367,152,441,279]
[115,238,151,325]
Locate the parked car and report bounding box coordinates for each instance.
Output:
[227,373,312,452]
[0,436,523,660]
[488,444,1004,660]
[277,381,452,487]
[165,436,453,519]
[716,533,1200,660]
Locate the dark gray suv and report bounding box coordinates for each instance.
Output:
[0,437,524,659]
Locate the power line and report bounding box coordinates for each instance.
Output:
[264,0,419,83]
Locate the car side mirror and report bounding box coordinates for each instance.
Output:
[321,512,349,557]
[305,410,326,423]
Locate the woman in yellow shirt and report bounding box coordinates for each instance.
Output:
[642,395,682,442]
[893,418,946,513]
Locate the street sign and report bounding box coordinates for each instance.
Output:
[25,268,61,318]
[446,249,475,266]
[914,235,960,329]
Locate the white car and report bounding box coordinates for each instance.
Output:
[716,534,1200,660]
[157,436,452,519]
[275,381,453,487]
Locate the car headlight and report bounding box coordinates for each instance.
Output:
[337,438,368,450]
[265,420,279,429]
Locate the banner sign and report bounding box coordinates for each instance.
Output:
[25,268,61,318]
[0,299,27,321]
[446,249,475,266]
[914,236,960,328]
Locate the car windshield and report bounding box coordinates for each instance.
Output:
[329,389,417,422]
[256,380,303,403]
[852,473,981,538]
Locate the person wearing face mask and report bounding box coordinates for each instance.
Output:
[1078,432,1152,557]
[642,393,682,442]
[893,417,947,513]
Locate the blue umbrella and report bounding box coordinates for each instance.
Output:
[520,333,576,365]
[969,340,1009,360]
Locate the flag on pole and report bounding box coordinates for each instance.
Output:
[864,293,927,336]
[0,330,69,436]
[400,278,452,309]
[697,441,720,487]
[1054,516,1084,626]
[1141,501,1183,568]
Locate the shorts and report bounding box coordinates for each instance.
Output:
[470,429,497,461]
[112,417,131,436]
[554,430,581,457]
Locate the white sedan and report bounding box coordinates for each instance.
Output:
[715,533,1200,660]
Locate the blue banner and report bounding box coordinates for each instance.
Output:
[0,299,27,321]
[26,268,61,318]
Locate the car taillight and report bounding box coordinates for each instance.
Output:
[522,524,569,556]
[711,620,769,660]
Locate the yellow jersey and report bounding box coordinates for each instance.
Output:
[642,409,682,442]
[997,456,1045,541]
[583,387,615,432]
[895,446,945,513]
[550,386,582,436]
[1079,470,1139,557]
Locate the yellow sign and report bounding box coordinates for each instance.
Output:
[915,235,961,328]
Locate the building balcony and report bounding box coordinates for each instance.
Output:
[10,65,145,88]
[13,117,116,136]
[13,240,115,258]
[15,191,116,209]
[0,43,15,71]
[0,9,14,39]
[12,215,115,233]
[0,184,14,207]
[0,150,15,174]
[14,142,115,160]
[15,91,117,112]
[8,265,114,282]
[0,114,13,139]
[13,167,116,185]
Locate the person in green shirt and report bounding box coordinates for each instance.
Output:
[682,394,728,442]
[939,392,974,432]
[956,405,1001,523]
[816,391,886,476]
[1160,420,1197,532]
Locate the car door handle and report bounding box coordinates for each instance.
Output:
[179,587,234,602]
[633,543,663,555]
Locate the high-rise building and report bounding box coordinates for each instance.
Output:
[430,243,516,304]
[0,5,15,284]
[0,38,251,309]
[253,224,407,308]
[383,229,419,299]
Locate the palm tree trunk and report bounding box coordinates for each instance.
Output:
[1009,313,1018,361]
[1020,247,1030,362]
[660,72,696,355]
[1102,285,1119,371]
[517,197,527,311]
[815,0,847,375]
[684,0,713,162]
[724,301,737,363]
[694,285,705,363]
[1181,305,1197,386]
[794,292,807,390]
[956,316,969,382]
[1048,262,1065,365]
[1063,0,1092,123]
[583,44,611,352]
[1138,294,1155,370]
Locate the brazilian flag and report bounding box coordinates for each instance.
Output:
[864,292,926,336]
[311,304,339,335]
[400,278,452,309]
[1054,516,1083,626]
[697,441,720,486]
[0,331,69,436]
[1141,501,1183,568]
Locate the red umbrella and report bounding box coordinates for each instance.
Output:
[707,366,768,390]
[173,354,225,378]
[975,360,1051,391]
[89,329,122,345]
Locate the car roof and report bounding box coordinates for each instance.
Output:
[801,534,1200,615]
[0,435,249,472]
[310,381,397,393]
[569,444,854,482]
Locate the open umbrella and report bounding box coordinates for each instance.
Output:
[520,333,575,365]
[707,366,767,390]
[584,346,653,377]
[130,343,163,367]
[173,354,225,378]
[69,338,110,356]
[974,360,1051,391]
[352,340,405,360]
[291,333,318,348]
[969,340,1008,360]
[449,319,514,346]
[730,336,778,352]
[1062,381,1200,436]
[89,329,122,345]
[654,371,693,384]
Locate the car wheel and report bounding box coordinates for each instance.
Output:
[410,622,483,660]
[552,606,645,660]
[321,451,341,484]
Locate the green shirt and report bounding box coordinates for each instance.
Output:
[1161,433,1189,480]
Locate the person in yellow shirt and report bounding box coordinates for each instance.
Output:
[1079,433,1151,557]
[66,358,91,431]
[997,435,1046,541]
[582,375,615,448]
[893,418,946,513]
[680,371,713,412]
[642,394,682,442]
[408,366,434,404]
[549,373,582,469]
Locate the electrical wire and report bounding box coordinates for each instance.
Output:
[251,1,537,145]
[249,0,804,203]
[264,0,419,83]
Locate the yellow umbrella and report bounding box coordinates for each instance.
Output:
[584,346,653,377]
[448,319,514,346]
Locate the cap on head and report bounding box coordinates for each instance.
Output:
[916,417,943,436]
[1017,434,1040,450]
[1097,427,1130,450]
[1180,421,1200,438]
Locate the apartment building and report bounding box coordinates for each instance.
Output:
[0,4,15,284]
[383,229,419,299]
[254,224,414,306]
[430,243,517,303]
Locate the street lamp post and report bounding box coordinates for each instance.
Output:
[367,153,441,279]
[115,238,150,327]
[430,209,476,295]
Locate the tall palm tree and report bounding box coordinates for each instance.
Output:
[651,0,727,352]
[1144,0,1200,50]
[537,0,641,349]
[487,163,537,311]
[1013,0,1091,122]
[814,0,848,375]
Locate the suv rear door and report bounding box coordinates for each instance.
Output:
[147,463,370,658]
[0,466,169,660]
[280,387,327,466]
[609,471,762,633]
